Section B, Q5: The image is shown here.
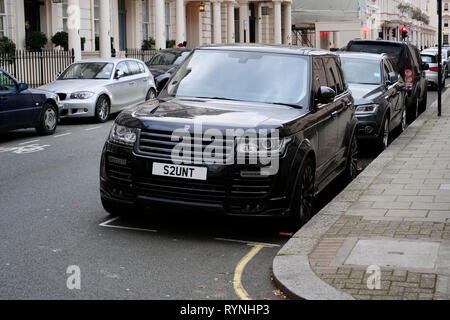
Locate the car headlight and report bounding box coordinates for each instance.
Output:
[70,91,95,100]
[237,137,292,156]
[355,104,379,115]
[109,123,137,146]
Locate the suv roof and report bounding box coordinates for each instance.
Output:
[339,52,388,61]
[347,39,414,48]
[197,44,337,57]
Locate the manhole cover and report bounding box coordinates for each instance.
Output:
[344,239,440,269]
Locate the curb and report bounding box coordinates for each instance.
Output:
[272,89,449,300]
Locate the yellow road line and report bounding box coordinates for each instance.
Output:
[233,244,265,300]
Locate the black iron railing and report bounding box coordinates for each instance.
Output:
[125,48,158,63]
[0,49,75,88]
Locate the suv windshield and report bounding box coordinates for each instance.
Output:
[149,51,191,66]
[60,63,114,80]
[341,58,381,85]
[347,43,403,64]
[166,49,309,107]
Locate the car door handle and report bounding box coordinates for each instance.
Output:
[129,82,136,86]
[331,110,338,117]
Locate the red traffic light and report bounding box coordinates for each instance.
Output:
[402,26,407,32]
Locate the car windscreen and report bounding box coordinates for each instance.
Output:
[347,43,403,64]
[149,52,187,66]
[59,63,114,80]
[166,50,309,107]
[420,54,437,63]
[340,58,381,85]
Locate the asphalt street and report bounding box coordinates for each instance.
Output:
[0,83,446,299]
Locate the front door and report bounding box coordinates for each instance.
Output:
[118,0,127,51]
[24,0,41,37]
[186,4,200,48]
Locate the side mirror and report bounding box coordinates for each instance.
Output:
[18,83,28,91]
[114,69,124,79]
[387,72,398,85]
[422,63,429,71]
[317,86,336,105]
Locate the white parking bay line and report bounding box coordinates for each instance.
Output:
[54,132,72,138]
[85,126,103,131]
[18,139,40,146]
[214,237,280,248]
[99,217,158,233]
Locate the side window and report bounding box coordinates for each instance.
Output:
[0,71,17,92]
[323,57,343,94]
[312,58,328,97]
[138,63,146,73]
[116,61,131,77]
[333,57,346,93]
[383,62,391,82]
[126,61,141,75]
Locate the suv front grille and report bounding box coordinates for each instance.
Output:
[57,93,67,101]
[137,128,234,163]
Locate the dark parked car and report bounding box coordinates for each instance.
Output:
[0,69,62,135]
[345,40,428,122]
[100,45,358,228]
[146,48,192,92]
[339,52,407,151]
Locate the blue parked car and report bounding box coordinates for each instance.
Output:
[0,68,62,135]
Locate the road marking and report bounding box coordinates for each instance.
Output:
[99,217,158,233]
[18,139,40,146]
[54,132,72,138]
[214,237,280,248]
[85,126,103,131]
[233,244,265,300]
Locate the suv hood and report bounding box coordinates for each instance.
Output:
[116,97,308,136]
[39,79,110,94]
[348,83,383,105]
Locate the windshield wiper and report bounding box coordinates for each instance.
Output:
[194,96,242,101]
[271,102,303,109]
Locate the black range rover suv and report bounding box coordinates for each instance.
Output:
[100,45,358,228]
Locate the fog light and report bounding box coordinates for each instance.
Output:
[365,126,374,134]
[84,108,88,112]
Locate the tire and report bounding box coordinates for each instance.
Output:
[145,88,157,101]
[287,158,316,230]
[345,133,358,182]
[101,197,136,217]
[419,89,427,113]
[95,95,110,123]
[377,116,389,152]
[396,106,407,134]
[35,102,58,135]
[407,97,419,123]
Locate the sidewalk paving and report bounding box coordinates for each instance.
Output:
[273,89,450,300]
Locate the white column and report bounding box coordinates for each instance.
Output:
[155,0,166,49]
[99,0,111,58]
[283,2,291,45]
[176,0,186,45]
[68,0,82,61]
[212,1,222,44]
[256,2,262,43]
[273,0,282,45]
[15,0,26,50]
[227,2,235,43]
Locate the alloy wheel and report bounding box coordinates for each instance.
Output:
[44,108,57,131]
[401,108,407,132]
[98,97,109,121]
[146,89,156,101]
[299,164,315,221]
[348,135,358,179]
[382,118,389,149]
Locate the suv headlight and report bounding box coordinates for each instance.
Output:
[237,137,292,156]
[109,123,137,146]
[70,91,94,100]
[355,104,379,115]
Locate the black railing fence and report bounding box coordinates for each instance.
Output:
[0,49,75,88]
[125,48,158,62]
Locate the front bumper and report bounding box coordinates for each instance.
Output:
[59,95,98,118]
[100,141,300,217]
[355,113,381,140]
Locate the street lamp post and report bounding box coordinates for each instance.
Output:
[438,0,442,117]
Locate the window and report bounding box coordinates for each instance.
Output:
[62,0,68,32]
[0,70,16,92]
[59,63,114,80]
[445,3,449,11]
[444,34,449,45]
[445,20,449,28]
[94,0,100,50]
[0,0,7,37]
[165,2,171,40]
[142,0,150,41]
[313,58,328,99]
[116,61,131,77]
[126,61,141,75]
[323,57,344,95]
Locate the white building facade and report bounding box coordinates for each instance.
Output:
[0,0,292,60]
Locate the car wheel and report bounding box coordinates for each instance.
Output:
[407,97,419,123]
[345,133,358,182]
[101,197,136,217]
[287,158,315,230]
[35,102,58,135]
[95,95,110,123]
[397,106,407,133]
[378,116,389,152]
[419,89,427,113]
[145,88,157,101]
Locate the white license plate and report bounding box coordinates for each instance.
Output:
[152,163,208,181]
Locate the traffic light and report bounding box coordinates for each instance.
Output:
[401,26,408,40]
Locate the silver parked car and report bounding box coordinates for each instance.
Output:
[420,51,445,89]
[39,58,157,122]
